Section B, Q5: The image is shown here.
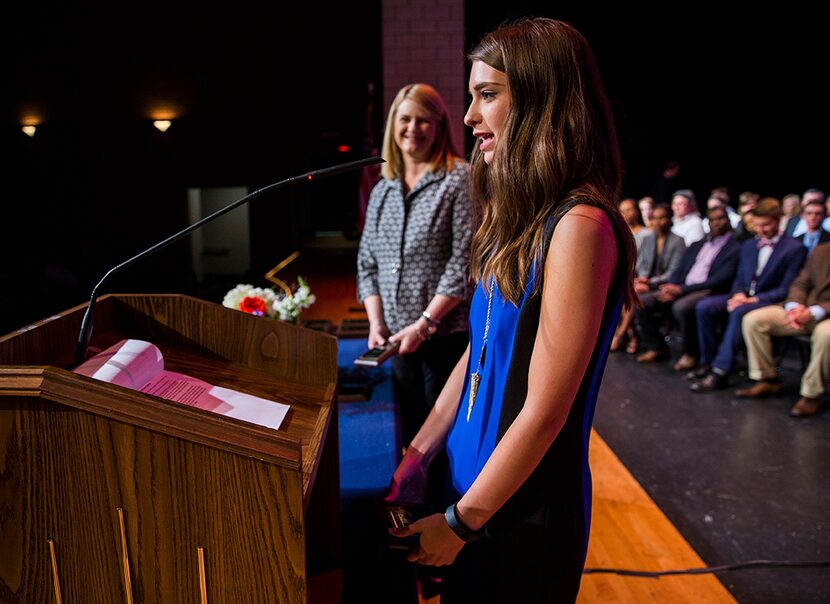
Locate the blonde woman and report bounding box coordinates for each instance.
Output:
[357,84,474,448]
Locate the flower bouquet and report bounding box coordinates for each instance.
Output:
[223,277,315,323]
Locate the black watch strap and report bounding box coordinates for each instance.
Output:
[445,503,483,542]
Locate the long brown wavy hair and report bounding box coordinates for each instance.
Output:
[468,18,636,308]
[381,83,462,181]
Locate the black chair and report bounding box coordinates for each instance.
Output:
[773,334,812,372]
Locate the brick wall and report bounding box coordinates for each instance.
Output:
[381,0,466,155]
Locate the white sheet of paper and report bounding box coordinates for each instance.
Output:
[74,339,289,430]
[140,370,289,430]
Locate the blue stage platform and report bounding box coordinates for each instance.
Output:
[335,338,419,603]
[336,337,400,497]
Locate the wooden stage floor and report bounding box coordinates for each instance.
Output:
[581,431,734,602]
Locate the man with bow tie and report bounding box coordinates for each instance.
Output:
[689,198,808,392]
[735,242,830,416]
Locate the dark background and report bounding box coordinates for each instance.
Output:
[467,4,828,199]
[2,3,827,334]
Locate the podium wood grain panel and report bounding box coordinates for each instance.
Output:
[0,294,339,602]
[0,395,305,602]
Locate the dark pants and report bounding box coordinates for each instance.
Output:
[391,331,469,447]
[344,332,467,604]
[391,330,468,513]
[696,294,769,372]
[635,289,710,356]
[440,476,584,603]
[389,332,467,600]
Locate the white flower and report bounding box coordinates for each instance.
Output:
[271,277,316,322]
[224,278,314,322]
[222,284,279,318]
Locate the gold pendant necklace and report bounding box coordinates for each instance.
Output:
[468,277,495,422]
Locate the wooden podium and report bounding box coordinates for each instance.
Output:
[0,294,340,603]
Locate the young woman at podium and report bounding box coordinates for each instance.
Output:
[386,18,636,603]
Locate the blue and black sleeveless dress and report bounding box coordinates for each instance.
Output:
[443,200,627,603]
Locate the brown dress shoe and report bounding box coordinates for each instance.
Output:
[789,396,823,417]
[735,381,781,399]
[673,354,697,372]
[636,349,669,363]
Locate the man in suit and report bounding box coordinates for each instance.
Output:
[635,206,740,369]
[701,194,741,233]
[795,199,830,254]
[734,191,760,243]
[735,242,830,417]
[690,198,808,391]
[785,188,826,237]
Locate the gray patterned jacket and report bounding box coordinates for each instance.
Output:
[357,161,474,335]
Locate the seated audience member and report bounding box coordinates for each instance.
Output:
[689,198,808,391]
[670,189,705,246]
[734,191,760,242]
[613,204,684,353]
[610,198,649,353]
[634,206,740,369]
[611,197,653,354]
[736,242,830,417]
[702,195,741,232]
[636,204,686,289]
[619,197,648,249]
[639,196,655,229]
[780,193,801,233]
[786,188,826,237]
[795,198,830,254]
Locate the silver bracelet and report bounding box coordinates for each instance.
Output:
[421,310,438,329]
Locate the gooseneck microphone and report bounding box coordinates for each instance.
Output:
[73,156,384,366]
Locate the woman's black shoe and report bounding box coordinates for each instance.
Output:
[689,372,727,392]
[685,364,710,381]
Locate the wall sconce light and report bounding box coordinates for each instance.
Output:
[149,105,179,133]
[153,119,172,132]
[21,114,42,137]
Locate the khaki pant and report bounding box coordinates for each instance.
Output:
[742,305,830,398]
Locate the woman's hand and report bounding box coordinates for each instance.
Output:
[368,322,390,349]
[385,445,429,504]
[392,513,465,566]
[389,321,428,354]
